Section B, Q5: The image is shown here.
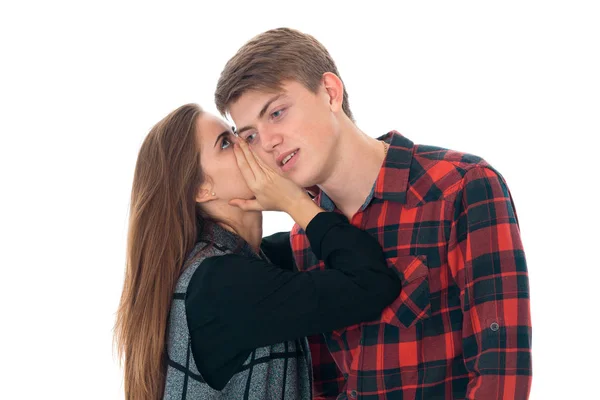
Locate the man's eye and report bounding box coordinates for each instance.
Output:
[245,132,258,144]
[271,108,285,119]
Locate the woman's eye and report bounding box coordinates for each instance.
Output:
[221,137,232,149]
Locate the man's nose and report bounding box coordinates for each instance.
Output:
[260,128,283,152]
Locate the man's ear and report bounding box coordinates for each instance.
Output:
[321,72,344,113]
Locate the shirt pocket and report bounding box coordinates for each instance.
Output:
[330,255,432,340]
[379,255,432,329]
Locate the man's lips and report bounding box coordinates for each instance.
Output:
[280,149,299,172]
[276,148,300,166]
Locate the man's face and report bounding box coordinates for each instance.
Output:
[228,80,340,188]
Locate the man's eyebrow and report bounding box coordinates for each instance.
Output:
[259,94,283,118]
[236,93,284,135]
[213,130,230,148]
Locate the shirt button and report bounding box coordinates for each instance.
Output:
[490,322,500,331]
[359,338,364,345]
[349,390,357,398]
[343,373,349,379]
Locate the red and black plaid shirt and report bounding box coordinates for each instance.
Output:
[290,132,532,399]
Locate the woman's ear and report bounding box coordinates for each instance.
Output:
[196,187,216,203]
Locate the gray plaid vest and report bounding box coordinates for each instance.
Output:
[163,223,312,399]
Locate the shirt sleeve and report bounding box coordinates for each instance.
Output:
[185,211,401,391]
[260,231,296,271]
[448,166,532,399]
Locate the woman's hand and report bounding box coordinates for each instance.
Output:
[229,139,308,213]
[229,140,324,230]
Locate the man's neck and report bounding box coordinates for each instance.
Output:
[318,121,386,220]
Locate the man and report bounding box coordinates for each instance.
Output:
[216,28,532,399]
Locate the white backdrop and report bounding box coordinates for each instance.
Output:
[1,1,598,399]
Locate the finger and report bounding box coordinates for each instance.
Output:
[233,143,257,184]
[249,146,277,174]
[238,140,264,179]
[245,145,282,185]
[228,198,265,212]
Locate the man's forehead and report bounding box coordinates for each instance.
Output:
[229,89,287,121]
[239,87,285,105]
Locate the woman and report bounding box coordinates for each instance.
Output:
[114,104,401,399]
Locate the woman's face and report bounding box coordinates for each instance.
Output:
[195,112,254,203]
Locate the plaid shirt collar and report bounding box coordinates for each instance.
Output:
[318,130,414,211]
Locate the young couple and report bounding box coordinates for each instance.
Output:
[116,28,532,400]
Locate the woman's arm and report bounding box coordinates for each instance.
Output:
[186,211,401,390]
[260,231,296,271]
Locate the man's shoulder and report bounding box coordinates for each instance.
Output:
[413,143,487,167]
[406,143,493,205]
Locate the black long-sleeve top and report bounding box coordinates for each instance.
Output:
[185,212,401,390]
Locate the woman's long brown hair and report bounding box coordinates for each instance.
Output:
[115,104,205,399]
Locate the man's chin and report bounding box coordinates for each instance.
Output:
[284,168,320,193]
